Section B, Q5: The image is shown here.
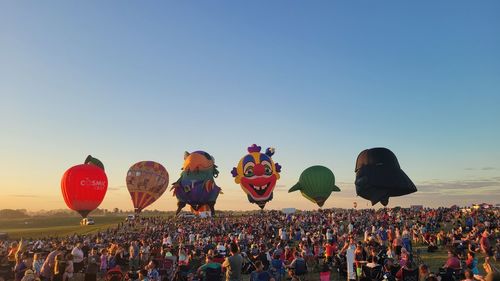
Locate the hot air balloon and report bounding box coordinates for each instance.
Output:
[190,205,211,216]
[355,147,417,206]
[171,151,221,216]
[126,161,169,214]
[61,162,108,218]
[231,144,281,209]
[288,165,340,207]
[353,201,358,209]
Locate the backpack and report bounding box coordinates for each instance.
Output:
[205,267,222,281]
[294,259,307,276]
[270,259,284,280]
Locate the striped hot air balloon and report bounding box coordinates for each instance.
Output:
[288,165,341,207]
[126,161,169,213]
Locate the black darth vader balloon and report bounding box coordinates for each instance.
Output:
[355,147,417,206]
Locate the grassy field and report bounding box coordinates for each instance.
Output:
[0,216,125,239]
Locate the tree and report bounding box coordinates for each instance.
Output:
[0,209,29,218]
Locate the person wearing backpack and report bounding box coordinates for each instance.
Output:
[270,254,285,281]
[287,252,307,278]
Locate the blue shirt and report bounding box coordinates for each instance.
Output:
[250,271,273,281]
[148,268,159,281]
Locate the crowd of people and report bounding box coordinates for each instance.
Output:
[0,206,499,281]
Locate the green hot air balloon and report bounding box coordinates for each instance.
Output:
[289,165,341,207]
[84,155,105,171]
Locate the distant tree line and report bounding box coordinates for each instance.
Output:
[0,209,29,218]
[0,208,173,218]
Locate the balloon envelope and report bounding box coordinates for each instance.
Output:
[172,151,221,211]
[61,164,108,218]
[232,144,281,209]
[126,161,169,213]
[190,204,211,215]
[355,147,417,206]
[289,165,340,207]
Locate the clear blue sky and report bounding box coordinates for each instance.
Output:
[1,1,499,211]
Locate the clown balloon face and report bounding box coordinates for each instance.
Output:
[232,144,281,209]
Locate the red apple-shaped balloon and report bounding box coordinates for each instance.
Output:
[61,164,108,218]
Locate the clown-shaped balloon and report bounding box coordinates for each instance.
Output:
[171,151,222,216]
[231,144,281,209]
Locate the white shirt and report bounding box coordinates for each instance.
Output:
[71,247,84,263]
[346,244,356,280]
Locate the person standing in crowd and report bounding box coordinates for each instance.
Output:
[70,243,83,274]
[53,254,65,281]
[32,253,44,278]
[270,252,285,281]
[287,252,307,279]
[14,252,32,281]
[480,231,492,256]
[40,245,61,281]
[62,254,73,281]
[99,249,108,275]
[222,243,243,281]
[129,241,140,270]
[140,240,150,267]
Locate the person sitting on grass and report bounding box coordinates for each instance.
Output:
[287,268,301,281]
[418,264,430,281]
[463,270,474,281]
[466,251,479,276]
[146,260,160,281]
[138,269,149,281]
[443,250,461,271]
[382,259,396,281]
[197,255,221,281]
[21,269,39,281]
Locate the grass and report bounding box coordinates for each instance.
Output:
[0,216,125,239]
[415,244,500,276]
